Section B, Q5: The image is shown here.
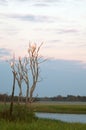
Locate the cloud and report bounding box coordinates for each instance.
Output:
[0,12,56,23]
[45,40,61,48]
[0,0,8,6]
[33,0,62,7]
[48,40,61,43]
[39,28,79,34]
[45,28,79,35]
[33,3,48,7]
[8,14,55,23]
[17,0,60,3]
[0,48,11,58]
[17,0,28,1]
[56,29,79,34]
[78,44,86,48]
[12,0,62,8]
[39,0,61,3]
[5,28,19,36]
[0,36,3,39]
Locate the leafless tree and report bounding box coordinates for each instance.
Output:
[9,55,29,105]
[9,55,17,116]
[28,43,44,103]
[15,57,23,104]
[9,56,24,105]
[21,57,29,104]
[9,42,45,106]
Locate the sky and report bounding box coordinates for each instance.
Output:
[0,0,86,97]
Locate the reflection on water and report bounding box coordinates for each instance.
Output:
[36,112,86,123]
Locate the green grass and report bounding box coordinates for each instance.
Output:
[0,118,86,130]
[0,103,37,122]
[0,103,86,130]
[0,102,86,114]
[32,103,86,114]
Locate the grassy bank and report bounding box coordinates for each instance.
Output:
[0,103,86,130]
[0,102,86,114]
[0,118,86,130]
[32,102,86,114]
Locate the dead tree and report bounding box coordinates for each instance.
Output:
[21,57,29,104]
[10,56,29,105]
[15,57,23,104]
[28,43,44,103]
[9,55,17,116]
[9,42,45,106]
[9,56,23,105]
[15,57,29,105]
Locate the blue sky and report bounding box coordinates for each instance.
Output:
[0,0,86,97]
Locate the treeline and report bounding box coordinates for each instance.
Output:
[37,95,86,102]
[0,94,26,103]
[0,94,86,103]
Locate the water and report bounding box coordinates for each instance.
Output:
[36,112,86,123]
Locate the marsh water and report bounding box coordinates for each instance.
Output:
[36,112,86,123]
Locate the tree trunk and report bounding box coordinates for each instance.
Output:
[29,82,36,103]
[10,72,16,116]
[18,87,22,104]
[26,82,29,104]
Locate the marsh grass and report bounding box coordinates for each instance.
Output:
[32,103,86,114]
[0,104,37,122]
[0,118,86,130]
[0,103,86,130]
